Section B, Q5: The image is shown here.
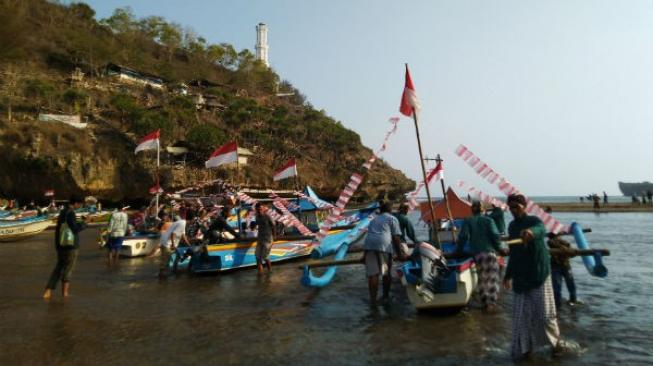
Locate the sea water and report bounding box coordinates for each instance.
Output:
[0,211,651,365]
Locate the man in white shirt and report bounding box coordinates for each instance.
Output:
[158,215,190,279]
[106,205,129,267]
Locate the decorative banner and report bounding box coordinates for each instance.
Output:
[456,180,507,210]
[313,117,401,244]
[268,190,312,235]
[236,191,310,234]
[405,162,445,212]
[454,144,566,233]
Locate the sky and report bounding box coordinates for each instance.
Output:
[82,0,653,196]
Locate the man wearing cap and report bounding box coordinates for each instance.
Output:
[503,194,567,359]
[106,204,129,267]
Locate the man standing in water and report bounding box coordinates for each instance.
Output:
[456,201,502,312]
[158,215,189,279]
[255,202,276,274]
[106,205,129,267]
[503,194,568,360]
[43,196,89,299]
[363,201,406,305]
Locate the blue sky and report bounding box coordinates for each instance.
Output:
[83,0,653,196]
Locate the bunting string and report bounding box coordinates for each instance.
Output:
[454,144,566,233]
[314,117,401,243]
[456,180,507,210]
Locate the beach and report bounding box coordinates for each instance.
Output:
[1,211,651,365]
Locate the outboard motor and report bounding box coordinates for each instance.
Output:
[417,242,448,292]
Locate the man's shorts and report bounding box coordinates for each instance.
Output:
[106,236,124,251]
[255,240,273,260]
[364,250,392,277]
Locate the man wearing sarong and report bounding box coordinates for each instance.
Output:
[456,201,502,312]
[363,201,407,305]
[503,194,566,360]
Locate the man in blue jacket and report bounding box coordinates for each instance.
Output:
[43,196,88,299]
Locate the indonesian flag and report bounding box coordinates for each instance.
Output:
[149,183,163,195]
[273,158,298,181]
[44,189,54,197]
[205,141,238,168]
[134,129,160,154]
[400,64,421,117]
[426,162,444,182]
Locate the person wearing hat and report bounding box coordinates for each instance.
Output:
[106,204,129,266]
[503,194,568,359]
[456,201,502,312]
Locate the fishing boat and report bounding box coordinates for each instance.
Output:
[0,217,53,242]
[171,204,375,274]
[98,230,160,257]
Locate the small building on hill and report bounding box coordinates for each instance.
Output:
[105,63,164,89]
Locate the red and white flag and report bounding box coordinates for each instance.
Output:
[426,161,444,182]
[399,64,421,117]
[44,189,54,197]
[134,129,160,154]
[205,141,238,168]
[273,158,298,181]
[149,183,163,195]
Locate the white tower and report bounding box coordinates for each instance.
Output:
[255,23,269,67]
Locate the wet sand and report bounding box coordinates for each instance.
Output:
[0,212,652,365]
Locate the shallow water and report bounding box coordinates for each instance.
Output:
[0,212,651,365]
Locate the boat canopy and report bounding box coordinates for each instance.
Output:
[419,187,472,222]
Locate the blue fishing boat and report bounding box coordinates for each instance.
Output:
[171,206,374,274]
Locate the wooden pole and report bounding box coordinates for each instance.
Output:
[155,140,160,213]
[408,78,440,248]
[299,247,610,269]
[435,154,457,245]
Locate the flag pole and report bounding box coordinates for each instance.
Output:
[293,164,302,221]
[155,139,160,212]
[436,154,457,245]
[406,64,440,248]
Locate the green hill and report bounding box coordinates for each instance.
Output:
[0,0,414,203]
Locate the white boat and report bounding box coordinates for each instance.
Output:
[398,240,483,310]
[98,231,160,257]
[0,219,53,242]
[119,234,160,257]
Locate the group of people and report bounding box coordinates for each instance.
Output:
[631,189,653,205]
[43,196,281,298]
[362,194,578,360]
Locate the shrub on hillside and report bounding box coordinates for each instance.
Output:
[186,124,226,153]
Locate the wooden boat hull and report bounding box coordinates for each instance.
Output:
[0,219,52,242]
